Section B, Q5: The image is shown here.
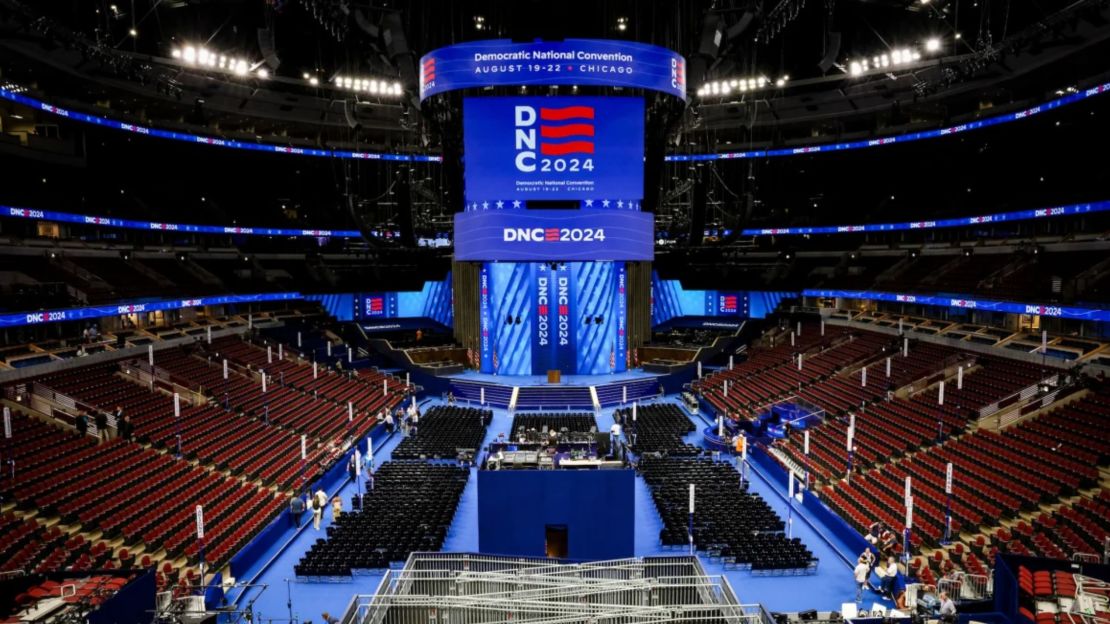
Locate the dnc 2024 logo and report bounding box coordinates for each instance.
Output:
[513,105,596,174]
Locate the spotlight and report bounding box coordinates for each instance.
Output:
[925,38,941,52]
[963,248,973,257]
[616,16,629,31]
[128,28,137,37]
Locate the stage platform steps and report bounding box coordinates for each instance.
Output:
[595,377,660,407]
[451,379,514,407]
[515,385,593,410]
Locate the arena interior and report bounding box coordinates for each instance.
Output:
[0,1,1108,623]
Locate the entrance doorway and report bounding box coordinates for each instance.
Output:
[545,525,568,559]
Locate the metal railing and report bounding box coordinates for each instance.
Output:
[343,554,764,624]
[938,571,992,602]
[978,374,1059,420]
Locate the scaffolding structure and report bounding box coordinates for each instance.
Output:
[341,553,773,624]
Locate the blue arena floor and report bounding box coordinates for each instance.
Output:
[236,399,893,621]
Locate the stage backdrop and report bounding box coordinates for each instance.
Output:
[479,261,628,376]
[651,272,794,326]
[478,468,635,561]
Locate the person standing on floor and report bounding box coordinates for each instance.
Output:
[312,489,327,530]
[609,420,622,459]
[94,411,109,443]
[75,413,89,438]
[331,494,342,519]
[891,564,908,611]
[119,414,133,441]
[854,555,871,602]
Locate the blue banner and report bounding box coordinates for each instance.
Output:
[454,209,653,261]
[532,264,554,375]
[805,289,1110,322]
[554,264,577,374]
[0,292,302,328]
[420,39,686,101]
[463,96,644,202]
[616,263,628,373]
[479,264,493,373]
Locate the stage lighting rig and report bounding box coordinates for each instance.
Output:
[332,75,403,97]
[847,47,924,76]
[696,75,789,98]
[171,45,267,78]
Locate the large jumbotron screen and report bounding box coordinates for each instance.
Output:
[462,96,644,202]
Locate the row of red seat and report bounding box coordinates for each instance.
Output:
[7,575,129,620]
[825,384,1103,550]
[2,410,281,571]
[212,338,403,439]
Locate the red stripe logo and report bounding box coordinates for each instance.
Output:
[540,123,594,139]
[538,106,595,156]
[544,228,560,241]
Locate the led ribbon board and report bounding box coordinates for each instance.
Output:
[2,205,360,238]
[463,96,644,202]
[4,82,1108,163]
[453,209,653,262]
[741,200,1110,236]
[0,88,439,162]
[805,289,1110,322]
[669,83,1110,161]
[0,292,302,328]
[419,39,686,101]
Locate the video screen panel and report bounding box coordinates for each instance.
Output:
[463,96,644,202]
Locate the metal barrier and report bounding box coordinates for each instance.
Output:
[1073,553,1102,564]
[938,571,992,602]
[343,553,764,624]
[978,375,1058,420]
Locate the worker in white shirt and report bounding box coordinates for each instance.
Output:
[853,556,871,602]
[609,421,622,459]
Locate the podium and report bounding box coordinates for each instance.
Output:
[547,369,561,384]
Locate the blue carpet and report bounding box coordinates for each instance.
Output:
[441,405,513,553]
[227,430,406,622]
[227,396,893,619]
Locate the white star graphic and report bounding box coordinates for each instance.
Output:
[602,199,610,208]
[585,199,594,207]
[496,200,504,209]
[482,201,489,210]
[512,200,521,208]
[617,200,624,208]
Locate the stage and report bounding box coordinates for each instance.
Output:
[451,368,661,387]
